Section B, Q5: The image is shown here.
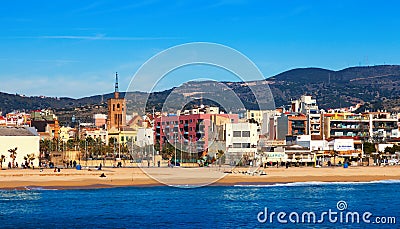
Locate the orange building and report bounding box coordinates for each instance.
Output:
[288,113,307,135]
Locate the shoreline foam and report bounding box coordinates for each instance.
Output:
[1,166,400,190]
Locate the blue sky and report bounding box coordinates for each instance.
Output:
[1,0,399,98]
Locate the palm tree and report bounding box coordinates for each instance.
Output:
[217,150,225,167]
[24,153,36,169]
[8,147,17,168]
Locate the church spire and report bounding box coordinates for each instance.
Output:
[114,72,119,99]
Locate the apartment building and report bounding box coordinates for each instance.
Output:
[154,107,238,155]
[225,122,258,165]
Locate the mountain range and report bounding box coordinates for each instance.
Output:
[2,65,400,124]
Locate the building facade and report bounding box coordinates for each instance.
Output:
[225,122,258,165]
[0,127,40,169]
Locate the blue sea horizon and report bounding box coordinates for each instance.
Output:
[1,181,399,228]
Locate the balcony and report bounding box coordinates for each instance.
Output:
[292,125,305,128]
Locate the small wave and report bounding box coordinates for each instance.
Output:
[24,186,58,191]
[234,180,400,187]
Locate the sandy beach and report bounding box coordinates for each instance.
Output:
[1,166,400,190]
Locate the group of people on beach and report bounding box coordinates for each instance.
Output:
[63,160,77,169]
[8,160,35,169]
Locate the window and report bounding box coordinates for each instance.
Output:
[242,131,250,137]
[233,131,241,137]
[117,104,120,109]
[233,143,242,148]
[113,104,115,111]
[242,143,250,148]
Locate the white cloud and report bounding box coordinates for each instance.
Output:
[10,35,182,41]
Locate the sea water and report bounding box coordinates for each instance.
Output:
[1,181,399,228]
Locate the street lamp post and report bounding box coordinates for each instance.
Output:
[180,140,183,166]
[174,133,177,166]
[152,142,155,167]
[85,139,87,167]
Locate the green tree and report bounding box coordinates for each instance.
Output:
[363,142,376,166]
[161,142,175,160]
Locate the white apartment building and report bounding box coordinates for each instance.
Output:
[225,123,259,165]
[0,127,40,169]
[136,127,154,147]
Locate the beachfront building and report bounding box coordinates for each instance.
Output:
[288,113,307,135]
[323,113,370,139]
[154,107,238,157]
[0,126,40,169]
[369,112,399,142]
[225,122,258,166]
[323,112,399,142]
[327,137,363,165]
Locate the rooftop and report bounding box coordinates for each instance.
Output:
[0,126,38,136]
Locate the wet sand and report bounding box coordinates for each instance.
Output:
[1,166,400,190]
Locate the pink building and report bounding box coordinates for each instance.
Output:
[154,113,238,156]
